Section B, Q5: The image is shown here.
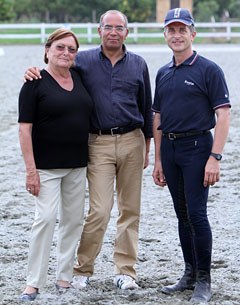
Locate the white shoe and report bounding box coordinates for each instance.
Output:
[114,274,139,290]
[71,275,90,289]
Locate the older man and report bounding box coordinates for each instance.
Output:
[72,9,153,290]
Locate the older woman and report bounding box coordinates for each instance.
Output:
[18,29,93,301]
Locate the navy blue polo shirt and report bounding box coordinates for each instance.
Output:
[74,46,153,138]
[152,51,231,133]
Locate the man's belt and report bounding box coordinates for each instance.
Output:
[91,125,141,136]
[162,130,210,140]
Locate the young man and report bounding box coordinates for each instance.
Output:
[25,10,152,290]
[152,8,230,303]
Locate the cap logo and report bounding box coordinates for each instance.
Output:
[174,8,181,18]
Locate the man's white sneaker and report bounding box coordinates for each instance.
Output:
[71,275,90,289]
[114,275,139,290]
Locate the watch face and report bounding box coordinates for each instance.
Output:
[211,153,222,160]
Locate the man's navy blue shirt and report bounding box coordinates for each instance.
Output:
[152,51,231,133]
[74,46,153,138]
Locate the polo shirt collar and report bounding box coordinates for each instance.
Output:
[169,50,198,67]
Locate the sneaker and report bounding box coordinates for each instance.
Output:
[71,275,90,289]
[114,274,139,290]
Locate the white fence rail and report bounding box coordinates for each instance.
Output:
[1,22,240,43]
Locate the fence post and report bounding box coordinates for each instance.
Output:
[87,23,92,43]
[133,23,138,43]
[41,23,45,44]
[226,22,231,42]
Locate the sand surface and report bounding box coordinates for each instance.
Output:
[0,45,239,304]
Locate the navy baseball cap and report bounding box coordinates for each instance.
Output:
[164,8,194,27]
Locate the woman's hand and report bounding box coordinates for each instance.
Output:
[26,170,40,196]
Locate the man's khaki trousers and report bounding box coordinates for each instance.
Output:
[74,129,145,279]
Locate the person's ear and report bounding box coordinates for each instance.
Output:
[98,26,102,38]
[191,31,197,42]
[124,28,129,40]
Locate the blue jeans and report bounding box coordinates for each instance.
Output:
[161,132,213,273]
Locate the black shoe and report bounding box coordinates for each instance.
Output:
[190,270,212,303]
[161,263,196,294]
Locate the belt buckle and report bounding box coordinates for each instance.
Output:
[110,127,119,136]
[168,133,176,140]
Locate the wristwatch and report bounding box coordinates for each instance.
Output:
[210,152,222,161]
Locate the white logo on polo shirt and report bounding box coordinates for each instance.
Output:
[184,80,194,86]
